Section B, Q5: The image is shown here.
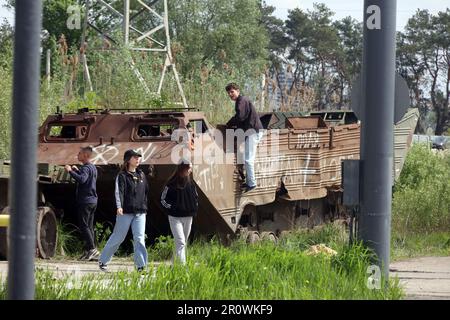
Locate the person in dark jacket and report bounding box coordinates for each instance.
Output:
[64,146,99,261]
[98,149,149,272]
[160,159,198,265]
[225,82,264,192]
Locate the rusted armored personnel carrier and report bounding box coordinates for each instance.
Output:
[0,107,419,258]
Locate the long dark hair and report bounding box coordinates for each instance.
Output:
[120,160,130,172]
[167,163,192,188]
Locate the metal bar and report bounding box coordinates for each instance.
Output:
[8,0,42,300]
[130,7,146,22]
[91,18,166,48]
[82,53,93,92]
[128,57,151,94]
[81,0,93,93]
[169,61,188,110]
[88,22,118,44]
[163,0,172,57]
[157,56,169,95]
[98,0,122,17]
[90,3,108,22]
[45,49,51,89]
[163,0,188,108]
[136,24,164,43]
[130,47,167,52]
[73,107,199,112]
[358,0,397,280]
[130,26,165,48]
[137,0,163,20]
[80,0,90,49]
[95,0,166,48]
[124,0,130,45]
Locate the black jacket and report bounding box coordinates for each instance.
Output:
[226,95,263,132]
[160,179,198,217]
[115,169,148,214]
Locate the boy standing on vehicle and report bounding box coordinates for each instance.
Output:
[65,146,99,261]
[225,82,264,192]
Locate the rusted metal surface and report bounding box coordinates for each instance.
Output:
[2,107,419,242]
[200,113,361,234]
[393,108,420,180]
[37,110,208,165]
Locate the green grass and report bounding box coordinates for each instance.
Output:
[391,231,450,261]
[390,144,450,261]
[392,144,450,235]
[0,224,403,300]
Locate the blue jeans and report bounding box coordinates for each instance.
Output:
[99,213,148,268]
[245,131,263,187]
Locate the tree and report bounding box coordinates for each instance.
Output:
[260,1,287,70]
[398,9,450,135]
[333,17,363,107]
[434,10,450,135]
[283,7,314,109]
[0,20,13,68]
[0,20,13,159]
[307,4,340,109]
[166,0,269,78]
[282,4,347,110]
[6,0,82,51]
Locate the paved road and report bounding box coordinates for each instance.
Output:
[390,256,450,300]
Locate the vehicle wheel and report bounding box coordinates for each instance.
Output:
[261,231,277,244]
[246,231,260,244]
[36,206,58,259]
[243,205,258,228]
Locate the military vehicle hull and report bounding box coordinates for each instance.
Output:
[0,108,419,257]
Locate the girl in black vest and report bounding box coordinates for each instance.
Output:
[161,159,198,265]
[99,149,148,271]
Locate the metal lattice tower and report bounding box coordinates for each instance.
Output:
[80,0,188,108]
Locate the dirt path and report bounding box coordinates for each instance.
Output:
[0,258,165,282]
[1,257,449,300]
[390,256,450,300]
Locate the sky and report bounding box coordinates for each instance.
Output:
[0,0,12,24]
[264,0,450,30]
[1,0,449,30]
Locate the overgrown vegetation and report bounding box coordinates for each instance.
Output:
[0,224,403,300]
[0,1,449,299]
[2,3,450,158]
[391,144,450,259]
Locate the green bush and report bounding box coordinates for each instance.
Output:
[55,222,84,257]
[0,55,12,159]
[393,144,450,234]
[149,235,175,261]
[95,221,112,251]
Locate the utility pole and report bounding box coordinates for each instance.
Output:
[46,49,51,89]
[8,0,42,300]
[359,0,397,280]
[81,0,188,107]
